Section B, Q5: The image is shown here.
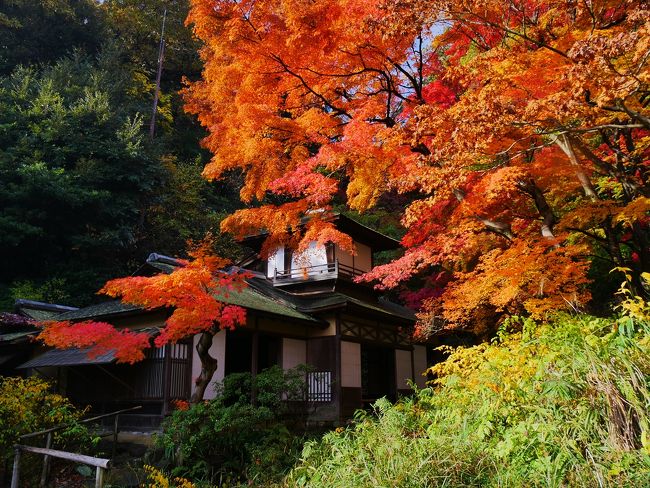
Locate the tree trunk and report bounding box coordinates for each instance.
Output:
[553,134,598,199]
[453,188,515,240]
[516,179,557,239]
[190,330,219,404]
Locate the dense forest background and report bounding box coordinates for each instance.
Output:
[0,0,245,309]
[0,0,403,311]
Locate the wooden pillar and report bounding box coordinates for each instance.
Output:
[251,317,259,406]
[162,344,172,415]
[335,314,342,422]
[95,466,104,488]
[10,447,20,488]
[111,415,119,461]
[185,339,193,400]
[410,345,416,386]
[39,432,52,488]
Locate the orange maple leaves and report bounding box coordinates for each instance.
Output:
[185,0,649,335]
[39,243,249,363]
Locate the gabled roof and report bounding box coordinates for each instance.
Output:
[27,251,413,329]
[241,212,400,252]
[18,327,160,369]
[0,312,39,344]
[52,273,322,325]
[56,301,142,321]
[294,292,415,323]
[216,276,322,324]
[14,299,78,321]
[146,253,183,274]
[235,276,414,323]
[19,347,116,368]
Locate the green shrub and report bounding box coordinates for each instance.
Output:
[157,365,311,486]
[0,376,93,482]
[286,285,650,486]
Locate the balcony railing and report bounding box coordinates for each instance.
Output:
[273,260,365,283]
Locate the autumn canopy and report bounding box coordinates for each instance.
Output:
[182,0,649,336]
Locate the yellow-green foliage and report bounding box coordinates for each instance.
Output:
[143,465,195,488]
[0,376,90,461]
[286,277,650,487]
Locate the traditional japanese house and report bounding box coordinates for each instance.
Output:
[0,300,78,376]
[17,214,428,427]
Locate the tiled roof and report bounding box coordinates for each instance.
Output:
[53,278,321,324]
[218,279,320,323]
[241,212,401,252]
[14,299,78,321]
[19,348,116,368]
[46,254,414,326]
[288,292,415,322]
[17,327,160,369]
[56,301,142,321]
[0,331,36,343]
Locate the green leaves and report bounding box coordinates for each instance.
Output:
[287,308,650,487]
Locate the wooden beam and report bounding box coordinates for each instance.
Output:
[162,343,172,415]
[15,445,111,469]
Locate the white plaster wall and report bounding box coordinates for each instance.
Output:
[191,330,226,400]
[412,345,428,388]
[282,338,307,370]
[395,349,413,390]
[341,341,361,388]
[291,242,328,277]
[267,247,285,278]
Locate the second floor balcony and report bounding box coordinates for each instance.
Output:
[271,260,366,285]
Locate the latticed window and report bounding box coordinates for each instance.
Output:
[307,371,332,402]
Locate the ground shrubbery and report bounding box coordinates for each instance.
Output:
[156,365,314,486]
[285,282,650,487]
[0,376,92,483]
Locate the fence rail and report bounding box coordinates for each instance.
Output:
[14,405,141,488]
[274,260,365,281]
[11,445,111,488]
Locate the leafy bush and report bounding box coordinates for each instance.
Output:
[143,464,195,488]
[286,278,650,487]
[157,365,311,486]
[0,376,92,481]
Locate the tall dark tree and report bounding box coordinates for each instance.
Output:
[0,0,105,75]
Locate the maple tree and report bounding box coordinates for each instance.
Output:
[39,243,248,402]
[184,0,649,337]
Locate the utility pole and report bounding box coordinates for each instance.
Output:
[149,8,167,141]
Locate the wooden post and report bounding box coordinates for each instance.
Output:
[251,321,259,406]
[95,466,104,488]
[162,343,172,415]
[335,314,342,422]
[10,447,20,488]
[39,432,52,488]
[410,346,416,386]
[111,414,119,461]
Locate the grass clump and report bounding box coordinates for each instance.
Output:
[286,278,650,486]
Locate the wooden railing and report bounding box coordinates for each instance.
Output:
[13,405,141,488]
[273,260,365,282]
[11,445,110,488]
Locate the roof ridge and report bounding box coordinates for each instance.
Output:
[14,299,79,313]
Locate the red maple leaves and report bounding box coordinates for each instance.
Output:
[39,243,249,363]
